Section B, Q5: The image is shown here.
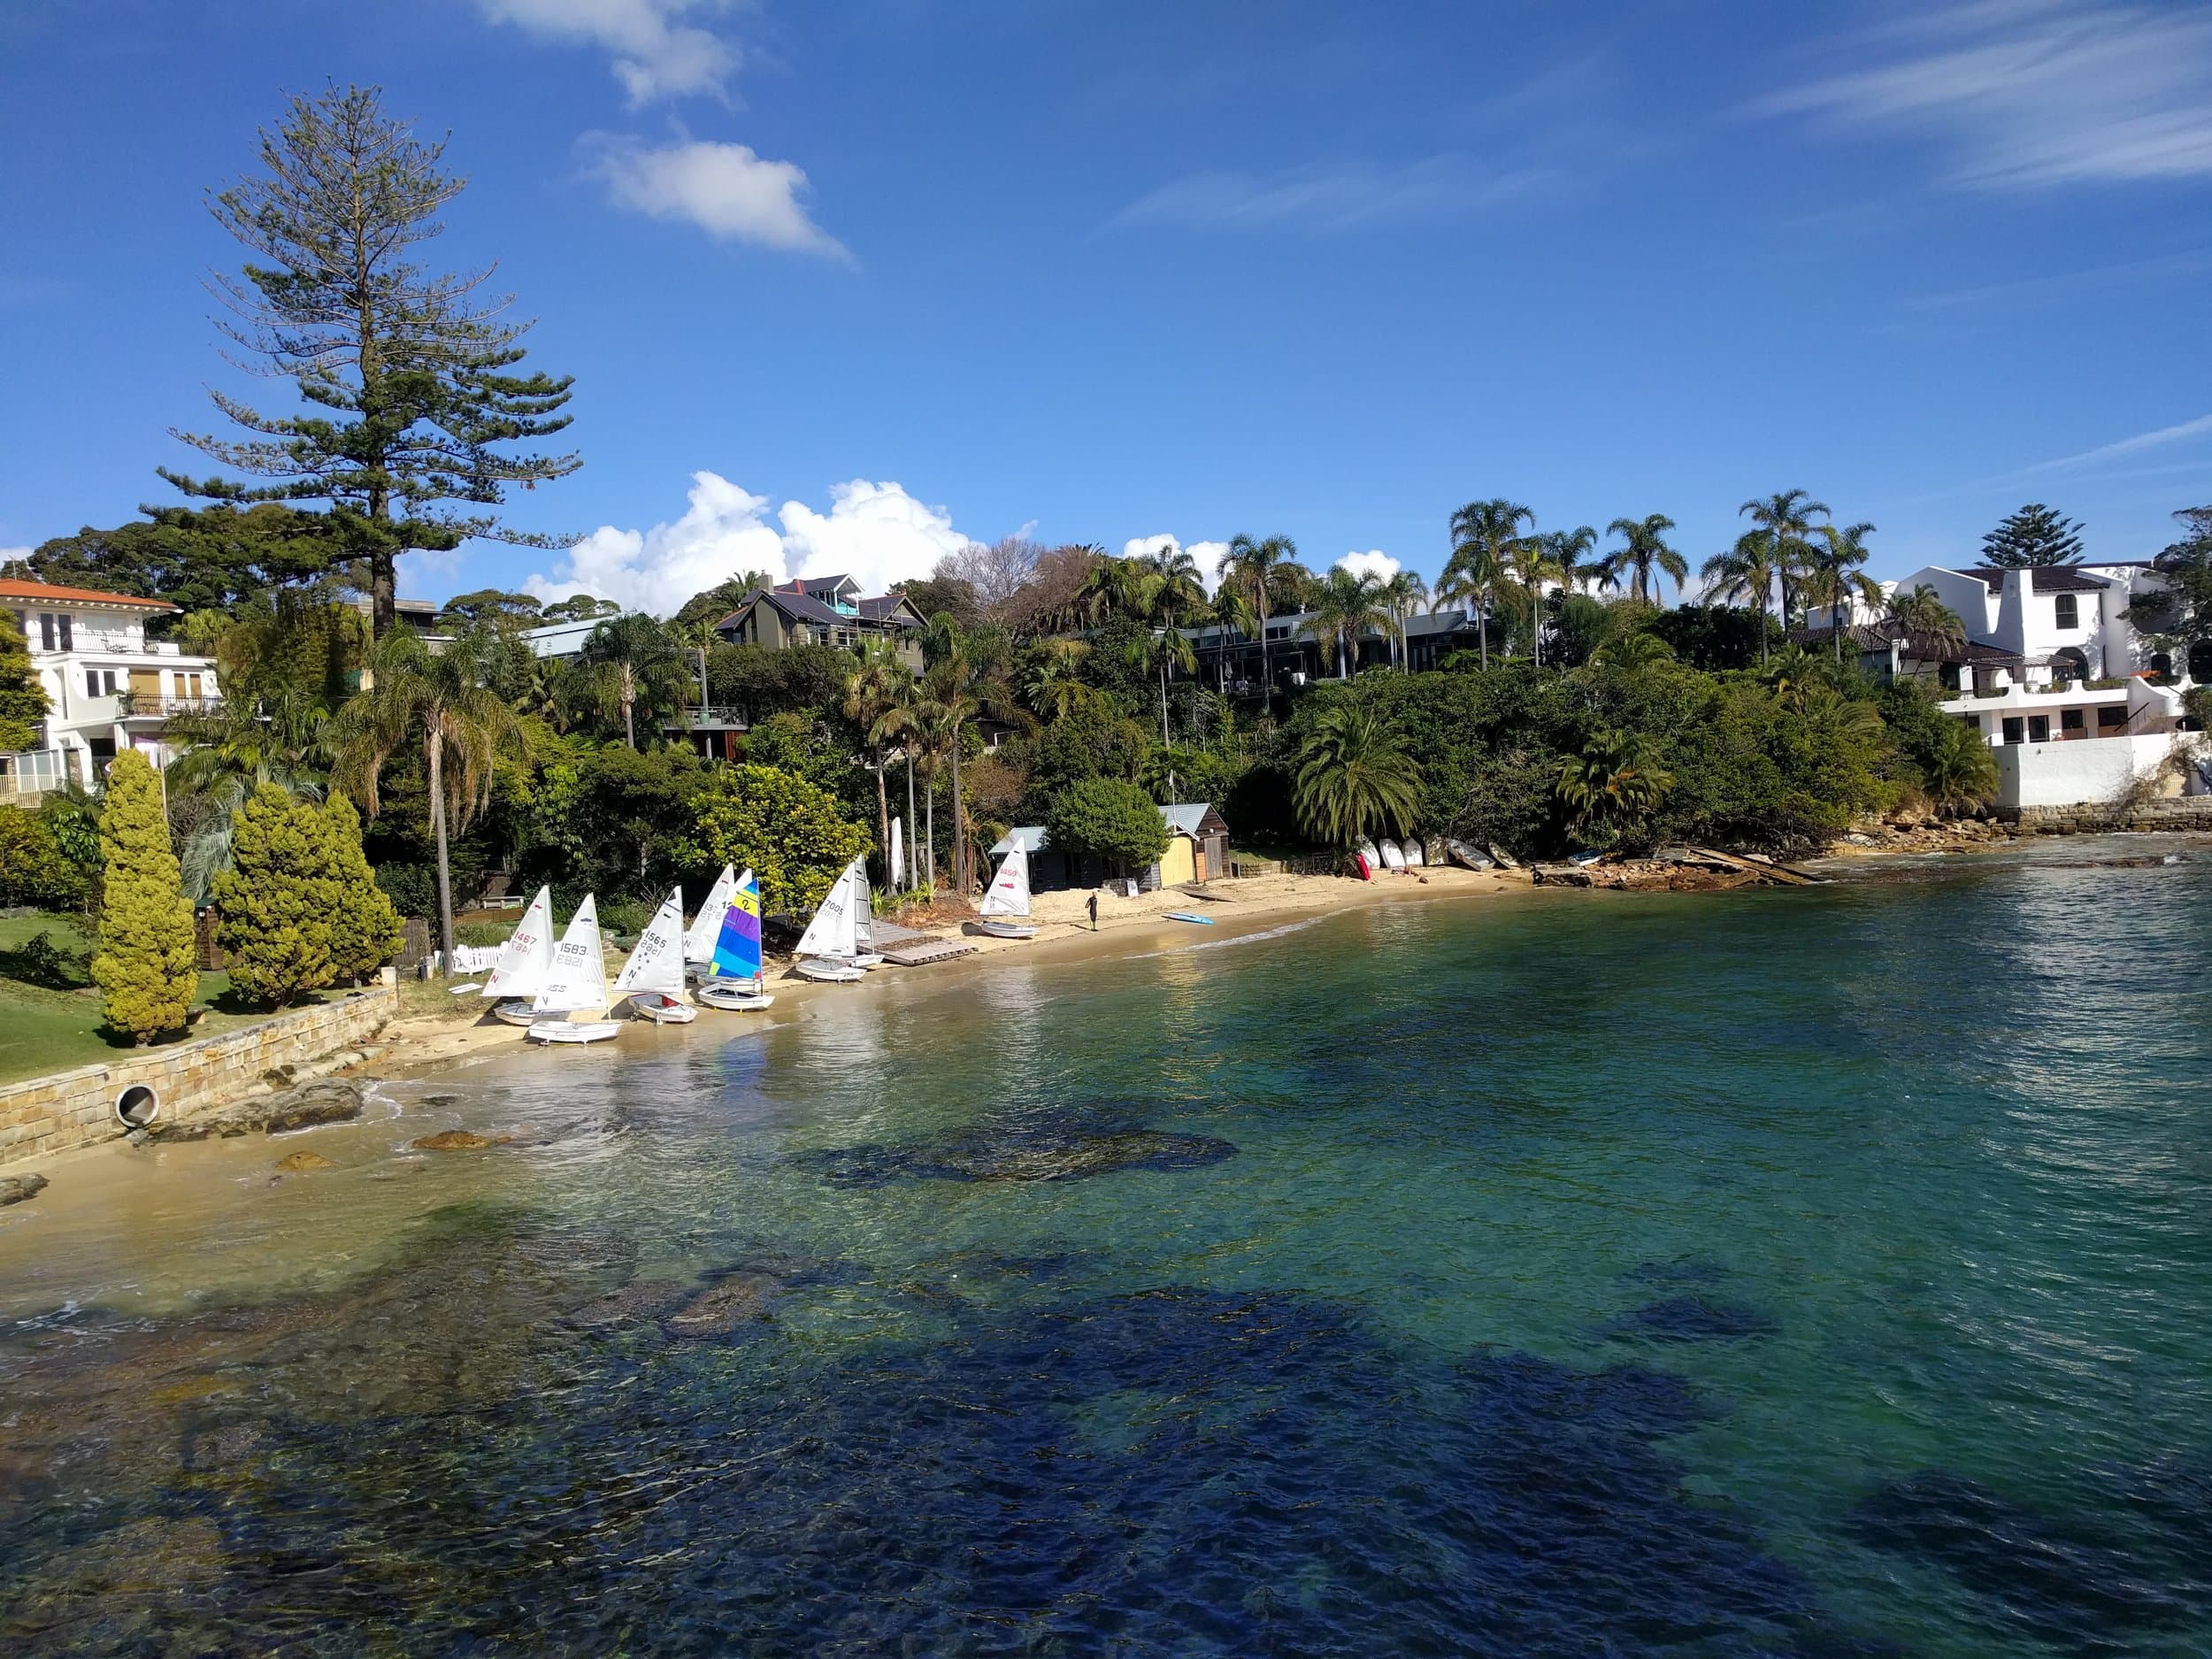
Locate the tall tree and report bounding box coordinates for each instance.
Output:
[1544,526,1600,598]
[18,504,348,627]
[842,638,916,884]
[1701,531,1787,664]
[331,625,525,972]
[1886,584,1968,649]
[1379,568,1430,665]
[1504,532,1563,666]
[0,614,49,751]
[1803,521,1883,660]
[213,783,342,1008]
[563,612,690,749]
[90,752,199,1044]
[1445,500,1532,668]
[1215,534,1300,703]
[2129,506,2212,675]
[1738,489,1828,626]
[165,84,580,637]
[1125,620,1199,746]
[1300,568,1392,679]
[1981,503,2085,569]
[1602,514,1687,604]
[1293,703,1421,848]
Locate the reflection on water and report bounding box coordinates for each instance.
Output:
[3,835,2211,1655]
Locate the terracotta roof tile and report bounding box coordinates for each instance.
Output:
[0,578,179,611]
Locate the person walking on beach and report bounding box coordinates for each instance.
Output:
[1087,893,1099,932]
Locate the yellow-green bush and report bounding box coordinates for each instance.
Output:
[213,784,340,1008]
[89,752,197,1042]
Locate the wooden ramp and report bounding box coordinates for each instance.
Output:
[878,936,978,967]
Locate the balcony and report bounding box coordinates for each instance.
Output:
[119,692,224,719]
[0,749,69,803]
[670,705,749,731]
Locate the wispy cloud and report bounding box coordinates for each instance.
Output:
[1901,411,2212,505]
[1108,155,1556,234]
[2027,412,2212,473]
[1763,0,2212,188]
[580,134,849,259]
[479,0,740,104]
[1901,247,2212,310]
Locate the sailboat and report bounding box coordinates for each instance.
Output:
[848,862,885,969]
[480,886,556,1026]
[524,894,622,1043]
[613,886,695,1023]
[697,868,775,1011]
[792,857,868,982]
[683,864,737,981]
[976,843,1038,940]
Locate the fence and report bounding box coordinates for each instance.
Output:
[1228,853,1342,879]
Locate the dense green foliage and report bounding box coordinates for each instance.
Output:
[0,807,91,910]
[1981,503,2085,569]
[0,613,50,751]
[214,784,342,1008]
[322,795,405,983]
[680,764,870,914]
[89,753,197,1042]
[1293,704,1420,848]
[17,504,345,628]
[1044,779,1171,871]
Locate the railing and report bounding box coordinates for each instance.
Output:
[671,704,749,729]
[119,693,224,718]
[0,750,69,799]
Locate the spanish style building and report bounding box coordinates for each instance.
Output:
[2,578,222,800]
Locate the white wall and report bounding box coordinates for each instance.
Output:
[1994,733,2178,810]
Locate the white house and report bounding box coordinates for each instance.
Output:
[1891,560,2183,690]
[1,578,222,800]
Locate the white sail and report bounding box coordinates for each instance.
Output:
[849,861,876,949]
[889,818,904,891]
[613,887,687,996]
[795,857,862,959]
[480,887,556,1000]
[684,864,738,964]
[979,844,1032,918]
[534,894,610,1015]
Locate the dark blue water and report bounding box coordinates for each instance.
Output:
[4,838,2210,1654]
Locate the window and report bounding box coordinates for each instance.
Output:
[2061,709,2084,735]
[56,613,71,650]
[38,613,55,651]
[2054,593,2078,629]
[2027,715,2049,743]
[84,669,116,697]
[2001,717,2024,745]
[2098,707,2127,732]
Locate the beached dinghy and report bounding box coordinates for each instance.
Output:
[696,870,775,1010]
[1445,839,1495,871]
[1379,838,1408,872]
[1401,838,1425,868]
[793,859,870,982]
[613,887,695,1023]
[976,843,1039,940]
[526,895,620,1043]
[682,863,738,984]
[479,886,557,1026]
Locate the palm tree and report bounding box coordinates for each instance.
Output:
[563,612,691,749]
[1758,642,1832,712]
[1020,637,1095,720]
[1887,584,1968,649]
[1445,500,1532,668]
[331,626,526,974]
[1802,521,1883,662]
[1555,727,1674,841]
[1546,526,1600,595]
[1740,489,1830,626]
[1210,586,1261,692]
[1504,533,1563,666]
[916,632,1032,894]
[1300,568,1393,678]
[842,638,916,884]
[1590,630,1676,672]
[1216,534,1300,703]
[164,683,334,900]
[1125,622,1199,746]
[1701,530,1787,664]
[1293,703,1422,848]
[876,691,957,893]
[1379,568,1430,665]
[1921,718,1999,810]
[1603,514,1687,604]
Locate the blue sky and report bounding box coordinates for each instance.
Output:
[4,0,2211,610]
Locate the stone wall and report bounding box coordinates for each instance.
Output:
[2003,797,2212,833]
[0,983,396,1170]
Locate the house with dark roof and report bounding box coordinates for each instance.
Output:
[713,576,926,671]
[1886,560,2178,689]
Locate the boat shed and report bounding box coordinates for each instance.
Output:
[989,803,1231,892]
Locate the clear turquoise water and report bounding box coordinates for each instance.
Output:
[4,838,2210,1654]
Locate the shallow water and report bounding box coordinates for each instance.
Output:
[4,837,2211,1655]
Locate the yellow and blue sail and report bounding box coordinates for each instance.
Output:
[711,872,763,980]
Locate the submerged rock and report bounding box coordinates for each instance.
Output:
[1606,1294,1778,1343]
[0,1171,48,1206]
[569,1277,693,1328]
[274,1151,335,1172]
[665,1271,782,1336]
[413,1130,492,1151]
[148,1081,364,1142]
[797,1124,1237,1187]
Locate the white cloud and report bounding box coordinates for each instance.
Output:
[1763,1,2212,188]
[1110,156,1555,233]
[0,545,30,565]
[1336,549,1400,584]
[1123,534,1230,594]
[527,472,979,616]
[581,135,849,258]
[479,0,739,104]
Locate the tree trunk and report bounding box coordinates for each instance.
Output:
[949,734,967,893]
[369,485,396,639]
[1478,595,1489,668]
[427,729,457,975]
[623,690,636,749]
[924,772,936,892]
[905,753,918,888]
[1159,659,1171,749]
[874,749,890,886]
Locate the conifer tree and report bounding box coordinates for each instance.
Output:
[213,784,340,1008]
[322,793,404,983]
[1981,503,2085,568]
[0,613,49,751]
[90,752,198,1043]
[164,84,580,635]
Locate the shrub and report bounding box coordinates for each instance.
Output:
[0,807,90,909]
[679,764,871,914]
[0,930,90,990]
[213,784,340,1008]
[323,795,405,983]
[1045,778,1170,872]
[373,861,437,919]
[89,751,197,1042]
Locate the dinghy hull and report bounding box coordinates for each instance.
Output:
[626,993,696,1024]
[525,1020,622,1044]
[696,980,775,1011]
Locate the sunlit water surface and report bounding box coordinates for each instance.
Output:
[4,837,2210,1655]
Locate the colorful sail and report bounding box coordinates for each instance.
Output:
[614,887,687,996]
[710,868,764,982]
[979,844,1031,918]
[685,864,737,964]
[480,886,555,999]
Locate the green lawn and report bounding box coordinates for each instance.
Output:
[0,911,342,1087]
